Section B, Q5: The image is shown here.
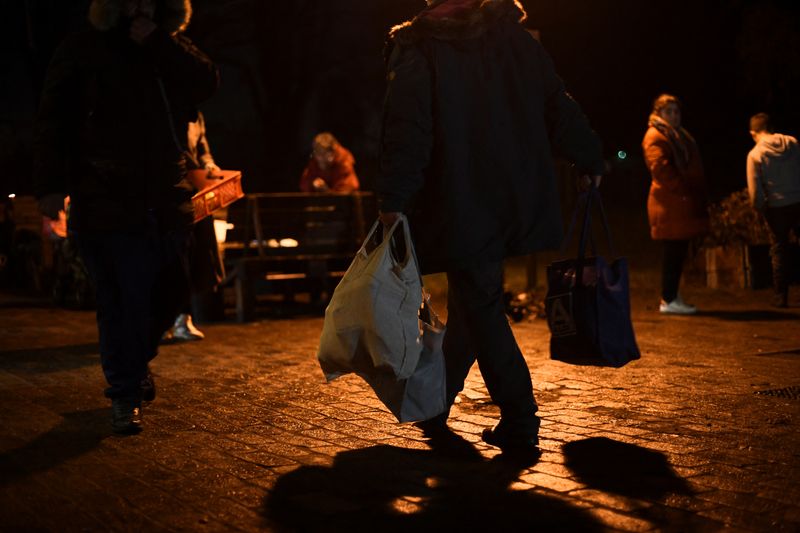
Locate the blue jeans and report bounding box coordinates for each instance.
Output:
[76,214,190,399]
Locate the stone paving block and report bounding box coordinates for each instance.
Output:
[233,449,298,468]
[519,472,587,493]
[697,503,789,531]
[696,487,793,516]
[454,413,498,427]
[3,287,800,531]
[221,483,270,511]
[587,507,656,532]
[446,419,487,435]
[662,493,721,513]
[568,489,650,513]
[206,499,264,530]
[534,460,582,479]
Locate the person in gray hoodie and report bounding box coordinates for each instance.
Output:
[747,113,800,307]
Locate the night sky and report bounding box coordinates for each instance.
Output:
[4,0,800,203]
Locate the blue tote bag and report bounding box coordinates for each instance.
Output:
[545,186,641,368]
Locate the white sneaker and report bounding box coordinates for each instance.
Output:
[659,296,697,315]
[674,294,697,310]
[172,314,205,341]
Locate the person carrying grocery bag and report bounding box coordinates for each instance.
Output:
[374,0,605,453]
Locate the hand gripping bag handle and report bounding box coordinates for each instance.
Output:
[561,185,617,286]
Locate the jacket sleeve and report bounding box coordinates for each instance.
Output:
[331,153,359,193]
[376,44,433,213]
[195,118,216,168]
[746,152,764,208]
[299,162,314,192]
[533,40,604,176]
[144,30,219,105]
[644,135,686,193]
[33,39,80,199]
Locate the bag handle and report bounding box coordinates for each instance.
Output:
[378,215,437,323]
[562,184,617,261]
[362,215,417,272]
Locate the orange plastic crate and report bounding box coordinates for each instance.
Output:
[189,170,244,223]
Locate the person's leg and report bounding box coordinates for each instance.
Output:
[765,206,795,306]
[414,280,478,433]
[441,277,478,410]
[167,221,200,340]
[661,239,689,303]
[448,261,539,439]
[77,229,158,433]
[149,227,193,358]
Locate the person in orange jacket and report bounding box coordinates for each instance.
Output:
[299,133,360,193]
[642,93,709,315]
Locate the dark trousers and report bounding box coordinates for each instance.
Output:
[764,202,800,296]
[182,215,225,316]
[661,240,690,303]
[76,215,190,399]
[443,261,539,435]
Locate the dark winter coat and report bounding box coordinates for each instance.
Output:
[377,0,604,274]
[642,126,708,240]
[34,0,218,233]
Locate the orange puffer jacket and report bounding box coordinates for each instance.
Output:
[642,126,709,240]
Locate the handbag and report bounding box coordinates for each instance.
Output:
[545,186,641,367]
[317,215,447,422]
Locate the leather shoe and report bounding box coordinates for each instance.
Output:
[482,426,538,451]
[413,412,449,437]
[141,369,156,402]
[111,397,143,435]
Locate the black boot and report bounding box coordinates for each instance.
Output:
[111,396,143,435]
[481,424,539,451]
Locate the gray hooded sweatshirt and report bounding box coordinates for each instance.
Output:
[747,133,800,209]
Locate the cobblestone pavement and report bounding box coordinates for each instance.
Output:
[1,280,799,532]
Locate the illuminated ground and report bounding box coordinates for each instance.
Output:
[1,273,799,531]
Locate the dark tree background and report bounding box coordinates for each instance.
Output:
[3,0,800,202]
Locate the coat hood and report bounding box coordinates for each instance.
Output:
[756,133,799,160]
[88,0,192,33]
[390,0,526,46]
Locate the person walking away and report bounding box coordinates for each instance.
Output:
[34,0,219,434]
[299,132,360,193]
[642,94,708,315]
[377,0,604,452]
[746,113,800,308]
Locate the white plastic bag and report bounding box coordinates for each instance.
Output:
[318,215,423,380]
[317,216,447,422]
[360,299,446,422]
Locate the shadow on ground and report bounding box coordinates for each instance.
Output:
[0,408,109,486]
[563,438,720,531]
[264,435,605,532]
[0,343,99,374]
[564,437,691,499]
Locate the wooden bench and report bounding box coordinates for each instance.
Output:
[221,192,376,322]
